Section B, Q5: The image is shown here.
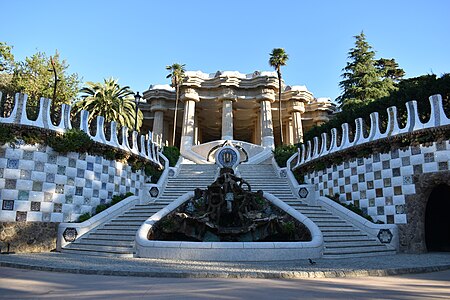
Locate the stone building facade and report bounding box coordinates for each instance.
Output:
[141,71,335,151]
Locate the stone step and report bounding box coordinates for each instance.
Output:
[118,214,155,218]
[63,243,133,252]
[102,224,142,230]
[93,229,137,235]
[85,234,135,241]
[73,239,134,247]
[323,235,372,242]
[324,240,381,247]
[323,245,394,255]
[61,248,133,258]
[109,220,146,225]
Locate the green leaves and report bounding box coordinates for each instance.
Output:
[73,78,142,131]
[337,32,405,110]
[269,48,289,69]
[47,128,93,154]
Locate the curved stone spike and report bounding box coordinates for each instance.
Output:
[339,123,351,150]
[79,110,91,136]
[140,135,148,157]
[385,106,400,137]
[312,136,319,159]
[33,97,48,129]
[426,94,449,127]
[18,93,30,125]
[368,112,382,141]
[150,134,157,162]
[404,100,423,132]
[130,131,140,154]
[108,121,121,148]
[92,116,107,144]
[146,131,153,159]
[305,140,312,162]
[299,143,306,164]
[1,93,21,124]
[319,132,328,156]
[353,118,366,145]
[121,126,131,150]
[57,104,72,131]
[328,128,338,153]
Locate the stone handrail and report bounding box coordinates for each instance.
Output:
[293,94,449,169]
[0,92,163,167]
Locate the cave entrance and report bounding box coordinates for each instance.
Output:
[425,184,450,252]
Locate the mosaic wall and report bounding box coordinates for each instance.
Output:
[304,140,450,224]
[0,144,146,223]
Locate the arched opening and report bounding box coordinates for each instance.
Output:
[425,184,450,252]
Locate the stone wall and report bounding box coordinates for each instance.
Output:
[303,141,449,224]
[0,222,58,253]
[0,143,147,223]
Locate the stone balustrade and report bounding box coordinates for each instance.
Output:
[293,94,450,169]
[0,92,163,166]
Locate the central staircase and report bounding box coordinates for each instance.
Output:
[62,162,395,258]
[237,164,395,258]
[61,164,217,257]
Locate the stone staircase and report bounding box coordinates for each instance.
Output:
[237,164,396,259]
[61,164,218,257]
[62,162,395,259]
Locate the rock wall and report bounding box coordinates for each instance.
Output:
[398,171,450,253]
[0,222,58,253]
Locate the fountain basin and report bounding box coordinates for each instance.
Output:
[135,192,323,261]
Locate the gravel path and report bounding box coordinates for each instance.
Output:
[1,252,449,279]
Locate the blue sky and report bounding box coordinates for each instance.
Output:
[2,0,449,102]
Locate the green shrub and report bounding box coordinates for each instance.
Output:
[163,146,180,167]
[95,204,108,214]
[145,164,163,183]
[78,213,91,223]
[0,125,15,144]
[273,145,297,168]
[48,128,93,154]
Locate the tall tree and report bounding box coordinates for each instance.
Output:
[73,78,143,130]
[0,43,80,117]
[13,51,80,107]
[337,32,404,110]
[0,42,16,98]
[166,63,185,146]
[269,48,289,145]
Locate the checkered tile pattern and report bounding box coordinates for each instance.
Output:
[304,141,450,224]
[0,144,147,222]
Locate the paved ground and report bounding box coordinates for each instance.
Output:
[0,252,450,278]
[1,267,449,299]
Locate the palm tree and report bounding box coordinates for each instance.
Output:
[269,48,289,145]
[73,77,142,131]
[166,63,186,146]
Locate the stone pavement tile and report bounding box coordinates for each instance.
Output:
[0,252,449,279]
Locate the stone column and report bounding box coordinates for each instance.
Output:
[152,110,164,141]
[254,113,261,145]
[194,114,199,145]
[221,99,234,140]
[289,100,305,144]
[285,119,293,145]
[180,88,199,153]
[260,99,275,148]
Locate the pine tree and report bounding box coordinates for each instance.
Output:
[337,32,403,110]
